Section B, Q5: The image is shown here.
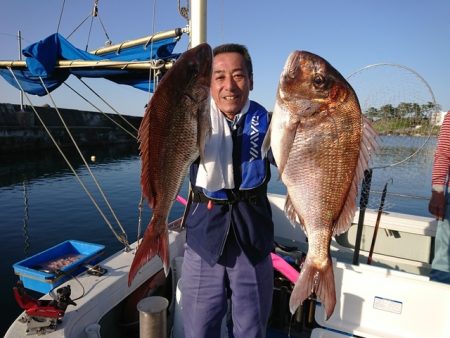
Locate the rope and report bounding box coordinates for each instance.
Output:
[67,0,113,49]
[67,14,92,40]
[38,77,130,248]
[63,79,138,137]
[84,0,109,51]
[7,68,131,250]
[137,193,145,245]
[94,0,112,45]
[97,15,112,46]
[85,11,95,51]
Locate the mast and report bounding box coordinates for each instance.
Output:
[190,0,207,47]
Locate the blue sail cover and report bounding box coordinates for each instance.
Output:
[0,33,180,95]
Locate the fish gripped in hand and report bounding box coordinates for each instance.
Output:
[128,43,212,286]
[263,51,378,319]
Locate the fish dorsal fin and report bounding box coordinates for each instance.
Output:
[138,103,157,208]
[333,115,379,235]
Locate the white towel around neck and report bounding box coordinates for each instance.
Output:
[195,99,250,192]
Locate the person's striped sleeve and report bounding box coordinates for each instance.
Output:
[432,113,450,192]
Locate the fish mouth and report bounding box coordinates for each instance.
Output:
[192,43,213,86]
[283,51,302,79]
[278,51,305,103]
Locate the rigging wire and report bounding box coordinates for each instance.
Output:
[66,0,112,49]
[84,0,112,50]
[85,4,96,51]
[67,14,92,40]
[93,0,112,46]
[7,68,130,251]
[56,0,66,34]
[7,0,188,251]
[38,77,130,248]
[146,0,158,102]
[63,79,139,137]
[97,15,112,46]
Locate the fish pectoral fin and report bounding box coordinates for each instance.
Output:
[261,122,271,158]
[284,195,305,231]
[277,123,298,175]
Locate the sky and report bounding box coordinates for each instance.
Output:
[0,0,449,117]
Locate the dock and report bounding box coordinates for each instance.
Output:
[0,103,141,154]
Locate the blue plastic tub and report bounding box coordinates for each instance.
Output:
[13,240,105,294]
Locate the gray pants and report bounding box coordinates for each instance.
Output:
[181,235,273,338]
[431,196,450,283]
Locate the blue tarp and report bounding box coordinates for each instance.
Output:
[0,33,180,95]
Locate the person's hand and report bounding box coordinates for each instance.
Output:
[428,190,446,220]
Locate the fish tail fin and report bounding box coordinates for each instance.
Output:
[289,257,336,320]
[128,217,170,286]
[159,228,170,277]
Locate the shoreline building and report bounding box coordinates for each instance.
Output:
[431,110,448,126]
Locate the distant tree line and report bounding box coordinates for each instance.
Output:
[365,101,439,123]
[365,101,441,135]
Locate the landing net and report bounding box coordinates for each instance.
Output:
[347,63,439,215]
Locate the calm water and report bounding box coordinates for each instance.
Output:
[0,136,437,335]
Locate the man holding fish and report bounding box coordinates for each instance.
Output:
[130,36,378,335]
[181,43,276,338]
[127,41,275,337]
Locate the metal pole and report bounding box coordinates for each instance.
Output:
[352,169,373,265]
[18,30,23,110]
[137,296,169,338]
[190,0,207,47]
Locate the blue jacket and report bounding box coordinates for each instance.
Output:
[184,101,275,266]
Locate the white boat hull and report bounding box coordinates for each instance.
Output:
[5,193,449,338]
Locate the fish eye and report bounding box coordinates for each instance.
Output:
[312,74,326,87]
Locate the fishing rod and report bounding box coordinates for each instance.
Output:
[367,179,392,265]
[353,169,372,265]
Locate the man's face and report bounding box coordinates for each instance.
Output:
[210,52,253,118]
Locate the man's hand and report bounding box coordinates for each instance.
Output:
[429,190,446,220]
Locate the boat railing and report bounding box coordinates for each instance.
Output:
[268,193,436,276]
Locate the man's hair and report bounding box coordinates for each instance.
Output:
[213,43,253,77]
